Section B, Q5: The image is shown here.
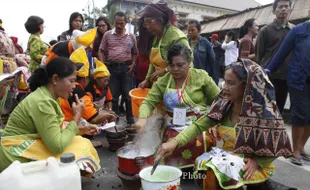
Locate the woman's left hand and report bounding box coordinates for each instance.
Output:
[78,125,100,136]
[151,69,166,82]
[243,158,259,180]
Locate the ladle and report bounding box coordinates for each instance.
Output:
[150,158,161,175]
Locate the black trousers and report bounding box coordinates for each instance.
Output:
[272,78,288,113]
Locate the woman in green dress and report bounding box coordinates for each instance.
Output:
[157,59,293,189]
[135,43,219,169]
[138,3,192,88]
[0,57,100,175]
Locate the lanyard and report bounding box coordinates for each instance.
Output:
[175,73,190,101]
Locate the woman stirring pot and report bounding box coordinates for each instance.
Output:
[157,60,293,189]
[135,43,219,169]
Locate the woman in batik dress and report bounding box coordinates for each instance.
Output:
[158,59,293,189]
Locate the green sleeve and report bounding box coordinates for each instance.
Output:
[29,38,44,63]
[145,63,155,82]
[30,99,79,154]
[202,72,220,105]
[139,75,167,118]
[254,156,276,168]
[175,115,217,148]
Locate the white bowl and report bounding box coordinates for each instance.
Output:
[139,165,182,190]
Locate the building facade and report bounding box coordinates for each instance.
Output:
[154,0,261,27]
[106,0,261,28]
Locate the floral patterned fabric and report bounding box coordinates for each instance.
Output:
[14,54,30,67]
[207,59,293,157]
[0,31,15,58]
[194,124,275,190]
[27,34,48,72]
[0,31,18,74]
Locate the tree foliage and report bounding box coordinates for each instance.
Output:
[83,6,108,29]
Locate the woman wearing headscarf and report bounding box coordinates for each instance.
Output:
[25,16,48,73]
[138,3,192,88]
[59,12,84,41]
[92,17,111,59]
[157,59,293,189]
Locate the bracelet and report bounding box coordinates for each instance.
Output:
[165,67,168,72]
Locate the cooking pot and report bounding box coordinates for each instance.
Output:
[107,135,128,152]
[139,165,182,190]
[125,127,138,142]
[116,144,155,175]
[104,125,127,139]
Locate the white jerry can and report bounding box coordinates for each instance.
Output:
[0,153,81,190]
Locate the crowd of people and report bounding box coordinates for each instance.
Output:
[0,0,309,189]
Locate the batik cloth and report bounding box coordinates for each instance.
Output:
[207,59,292,157]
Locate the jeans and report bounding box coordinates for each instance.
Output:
[108,63,134,123]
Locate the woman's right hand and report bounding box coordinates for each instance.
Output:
[72,94,84,122]
[78,124,100,136]
[208,126,219,139]
[138,80,150,89]
[135,118,147,133]
[101,112,117,123]
[156,139,179,160]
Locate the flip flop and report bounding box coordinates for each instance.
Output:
[301,152,310,162]
[290,156,304,166]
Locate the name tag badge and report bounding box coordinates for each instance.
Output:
[173,108,186,126]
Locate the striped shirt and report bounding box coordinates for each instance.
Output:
[100,28,138,63]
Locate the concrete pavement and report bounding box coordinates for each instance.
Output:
[82,116,310,190]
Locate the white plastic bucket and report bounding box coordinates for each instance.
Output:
[139,165,182,190]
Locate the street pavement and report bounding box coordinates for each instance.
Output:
[83,80,309,190]
[82,116,310,190]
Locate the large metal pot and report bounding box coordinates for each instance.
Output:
[116,145,155,175]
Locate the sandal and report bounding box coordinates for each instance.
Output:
[301,151,310,161]
[290,156,304,166]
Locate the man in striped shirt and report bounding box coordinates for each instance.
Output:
[98,12,138,124]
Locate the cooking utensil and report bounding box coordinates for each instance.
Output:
[99,122,116,130]
[150,158,161,175]
[107,135,128,152]
[104,125,127,139]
